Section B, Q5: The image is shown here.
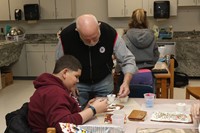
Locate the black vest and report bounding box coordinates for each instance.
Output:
[60,22,117,83]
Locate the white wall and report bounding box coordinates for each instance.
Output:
[0,0,200,34]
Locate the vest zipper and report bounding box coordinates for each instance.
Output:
[89,47,93,83]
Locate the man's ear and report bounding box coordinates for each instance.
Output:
[98,22,101,27]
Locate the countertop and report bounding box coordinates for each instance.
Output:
[0,40,25,67]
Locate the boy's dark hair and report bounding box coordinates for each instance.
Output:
[53,55,82,74]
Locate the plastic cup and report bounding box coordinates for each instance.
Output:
[144,93,155,108]
[176,103,186,112]
[107,94,116,104]
[111,110,125,128]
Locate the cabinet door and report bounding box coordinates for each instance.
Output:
[197,0,200,5]
[27,52,46,76]
[125,0,143,17]
[178,0,196,6]
[45,44,56,73]
[45,52,56,73]
[26,44,45,76]
[40,0,56,19]
[108,0,125,17]
[170,0,177,16]
[0,0,10,20]
[56,0,75,19]
[143,0,154,16]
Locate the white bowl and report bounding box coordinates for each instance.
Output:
[119,96,129,103]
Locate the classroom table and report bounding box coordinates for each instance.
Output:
[83,98,198,133]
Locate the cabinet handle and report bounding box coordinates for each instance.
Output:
[46,54,48,61]
[150,8,152,15]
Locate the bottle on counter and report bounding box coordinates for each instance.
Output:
[169,25,173,38]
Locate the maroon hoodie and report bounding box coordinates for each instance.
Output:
[28,73,82,133]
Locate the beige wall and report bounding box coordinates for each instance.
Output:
[0,0,200,34]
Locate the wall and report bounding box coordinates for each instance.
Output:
[0,0,200,34]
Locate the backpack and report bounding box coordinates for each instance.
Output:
[174,72,189,87]
[4,102,32,133]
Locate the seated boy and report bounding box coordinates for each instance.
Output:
[28,55,108,133]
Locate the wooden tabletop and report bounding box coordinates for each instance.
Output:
[186,86,200,99]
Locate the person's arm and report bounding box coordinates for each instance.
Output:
[153,39,160,64]
[114,35,138,98]
[55,39,64,60]
[79,98,108,123]
[191,103,200,118]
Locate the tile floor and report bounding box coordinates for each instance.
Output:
[0,79,199,132]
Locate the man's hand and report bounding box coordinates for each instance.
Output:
[118,82,130,98]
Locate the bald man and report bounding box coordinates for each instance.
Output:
[56,14,138,108]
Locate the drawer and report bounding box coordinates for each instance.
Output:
[45,44,57,52]
[26,44,44,51]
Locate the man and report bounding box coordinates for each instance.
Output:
[56,14,138,108]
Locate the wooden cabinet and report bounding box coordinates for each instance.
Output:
[26,43,56,77]
[178,0,200,6]
[0,0,10,20]
[9,0,39,20]
[108,0,143,17]
[40,0,76,19]
[143,0,177,17]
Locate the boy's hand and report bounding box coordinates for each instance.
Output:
[91,98,108,113]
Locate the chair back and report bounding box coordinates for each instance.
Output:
[130,69,154,87]
[129,84,154,98]
[4,102,32,133]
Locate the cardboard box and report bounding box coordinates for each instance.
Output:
[4,71,13,86]
[1,71,13,88]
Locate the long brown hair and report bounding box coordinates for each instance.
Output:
[128,8,148,29]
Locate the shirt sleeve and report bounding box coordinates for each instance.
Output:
[55,39,64,60]
[114,34,138,74]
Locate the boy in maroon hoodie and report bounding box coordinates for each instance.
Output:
[28,55,108,133]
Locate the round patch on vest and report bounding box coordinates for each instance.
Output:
[99,46,105,53]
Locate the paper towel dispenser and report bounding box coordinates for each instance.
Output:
[24,4,39,20]
[154,1,170,19]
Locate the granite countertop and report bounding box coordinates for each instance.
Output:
[157,37,200,42]
[0,40,25,67]
[157,31,200,42]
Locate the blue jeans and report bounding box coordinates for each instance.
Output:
[77,74,114,109]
